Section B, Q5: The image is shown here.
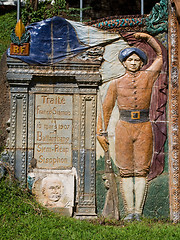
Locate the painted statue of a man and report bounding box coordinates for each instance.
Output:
[97,32,163,221]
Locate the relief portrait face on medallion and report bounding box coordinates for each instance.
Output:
[42,177,63,203]
[123,54,143,72]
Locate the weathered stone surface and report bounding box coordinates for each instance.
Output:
[0,164,5,180]
[0,53,10,151]
[34,143,72,169]
[6,54,100,217]
[34,94,73,169]
[29,168,76,216]
[35,94,73,119]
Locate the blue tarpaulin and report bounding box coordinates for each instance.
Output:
[8,16,122,66]
[8,17,88,65]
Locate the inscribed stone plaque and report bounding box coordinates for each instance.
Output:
[35,94,72,119]
[34,94,73,169]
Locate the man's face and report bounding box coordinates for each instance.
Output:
[44,181,62,202]
[123,53,143,72]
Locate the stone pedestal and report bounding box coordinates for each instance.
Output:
[6,56,102,218]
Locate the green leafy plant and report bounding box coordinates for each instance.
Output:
[10,29,30,46]
[21,0,91,25]
[0,11,16,59]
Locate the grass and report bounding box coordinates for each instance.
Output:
[0,11,16,59]
[0,176,180,240]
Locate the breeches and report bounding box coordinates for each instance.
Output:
[115,120,153,177]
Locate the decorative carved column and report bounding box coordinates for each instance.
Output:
[6,60,32,183]
[168,0,180,223]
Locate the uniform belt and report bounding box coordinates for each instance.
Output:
[119,109,149,123]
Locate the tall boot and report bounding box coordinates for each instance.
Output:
[134,177,148,220]
[121,177,134,220]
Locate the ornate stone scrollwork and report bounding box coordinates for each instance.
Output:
[168,2,180,223]
[145,0,168,35]
[10,93,28,183]
[78,95,96,208]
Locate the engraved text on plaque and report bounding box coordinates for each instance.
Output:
[34,94,73,169]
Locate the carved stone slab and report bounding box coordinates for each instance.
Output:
[29,168,76,216]
[35,94,72,119]
[34,94,73,169]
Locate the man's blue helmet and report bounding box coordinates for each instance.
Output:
[119,47,147,65]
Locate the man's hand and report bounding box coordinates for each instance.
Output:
[134,32,151,41]
[134,32,162,61]
[97,135,109,152]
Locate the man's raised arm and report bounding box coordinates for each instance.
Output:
[134,33,163,75]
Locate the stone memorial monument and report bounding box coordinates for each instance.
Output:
[6,0,180,222]
[6,17,108,217]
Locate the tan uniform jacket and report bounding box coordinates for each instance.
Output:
[97,47,163,177]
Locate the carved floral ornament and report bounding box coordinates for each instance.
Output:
[89,0,168,35]
[10,20,30,56]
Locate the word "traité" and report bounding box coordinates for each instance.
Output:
[41,95,66,104]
